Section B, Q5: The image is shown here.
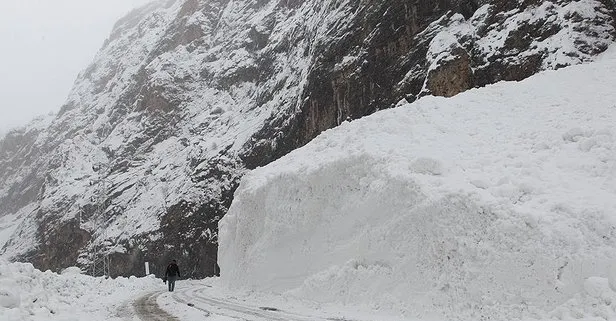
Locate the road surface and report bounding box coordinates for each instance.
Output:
[128,283,357,321]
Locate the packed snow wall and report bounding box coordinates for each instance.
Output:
[219,49,616,320]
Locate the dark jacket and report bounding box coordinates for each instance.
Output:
[165,263,180,278]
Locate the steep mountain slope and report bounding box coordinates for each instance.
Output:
[1,0,615,278]
[219,47,616,320]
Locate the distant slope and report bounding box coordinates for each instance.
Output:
[219,47,616,320]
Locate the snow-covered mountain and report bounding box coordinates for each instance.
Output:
[0,0,614,278]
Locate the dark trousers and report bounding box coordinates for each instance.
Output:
[168,275,177,292]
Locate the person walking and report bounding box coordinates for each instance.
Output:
[164,259,181,292]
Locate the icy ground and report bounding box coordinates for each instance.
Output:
[2,46,616,321]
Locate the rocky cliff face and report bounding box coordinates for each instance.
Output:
[1,0,614,278]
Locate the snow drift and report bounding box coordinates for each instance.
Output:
[0,260,160,321]
[219,48,616,320]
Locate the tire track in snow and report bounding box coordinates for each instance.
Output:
[169,287,212,316]
[133,291,179,321]
[171,286,339,321]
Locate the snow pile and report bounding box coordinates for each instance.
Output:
[219,47,616,320]
[0,260,159,321]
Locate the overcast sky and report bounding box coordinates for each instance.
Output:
[0,0,153,134]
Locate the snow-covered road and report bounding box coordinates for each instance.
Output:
[141,282,373,321]
[121,278,411,321]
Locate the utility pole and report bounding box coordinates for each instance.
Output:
[90,162,111,278]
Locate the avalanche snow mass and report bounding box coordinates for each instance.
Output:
[219,47,616,320]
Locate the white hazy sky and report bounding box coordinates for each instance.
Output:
[0,0,154,134]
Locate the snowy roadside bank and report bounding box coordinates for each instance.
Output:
[0,260,161,321]
[0,262,412,321]
[219,47,616,320]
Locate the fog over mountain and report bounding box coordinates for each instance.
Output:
[0,0,152,133]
